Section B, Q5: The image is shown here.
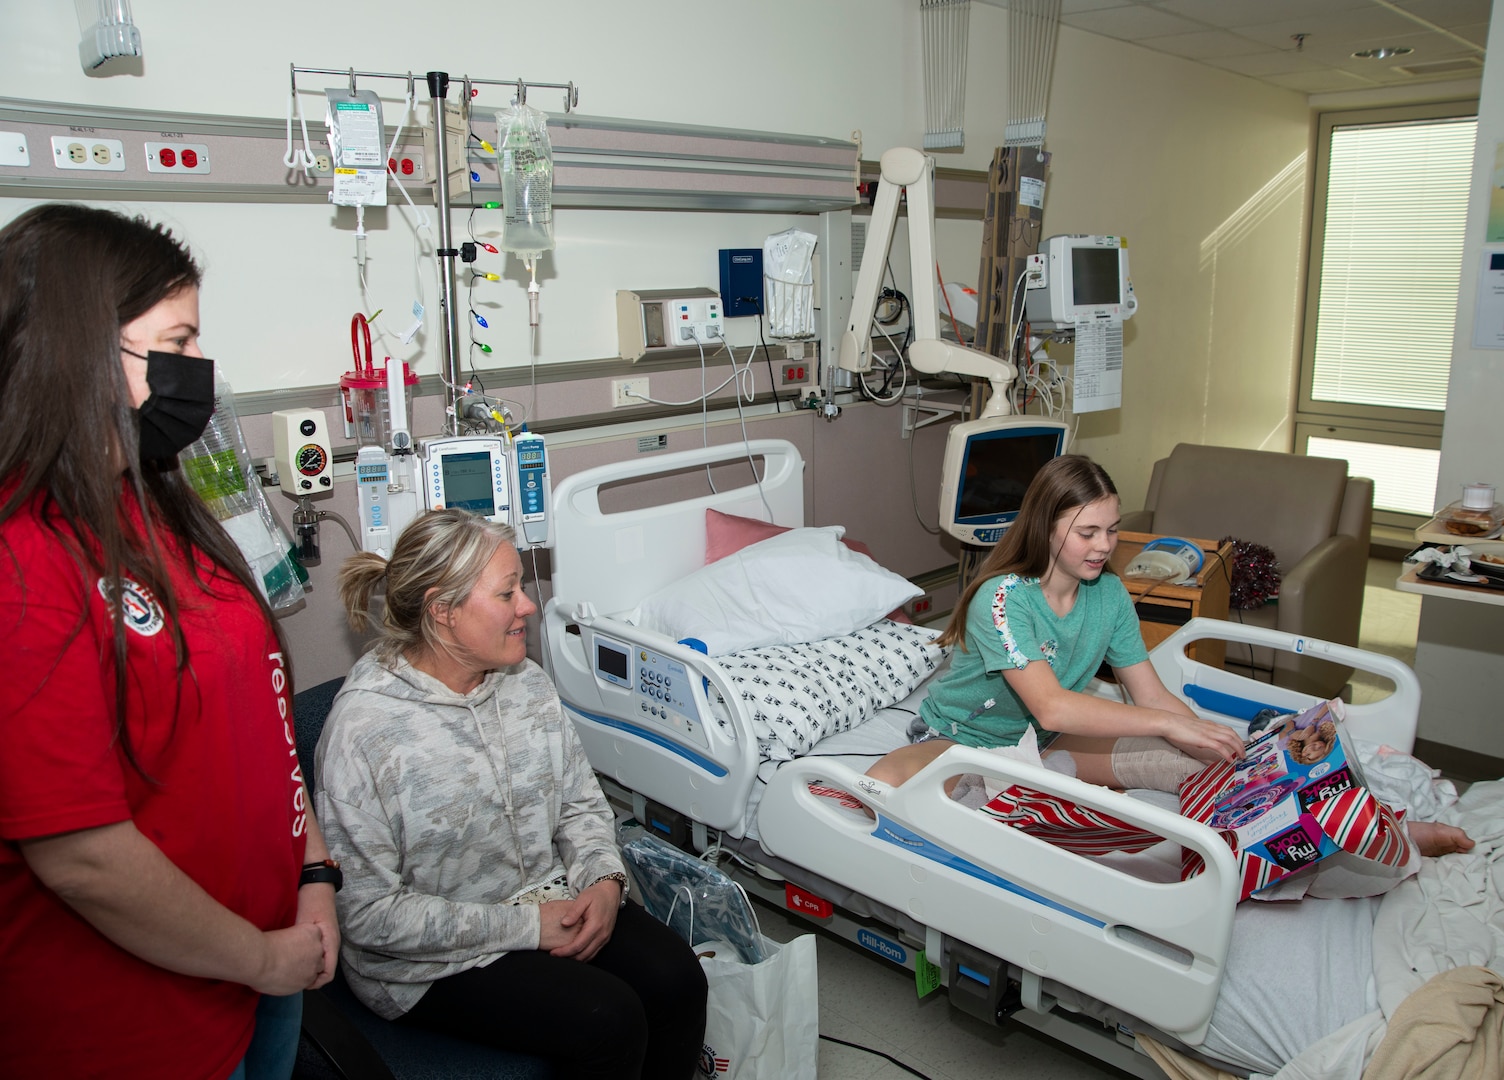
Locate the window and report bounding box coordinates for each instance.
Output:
[1298,103,1477,526]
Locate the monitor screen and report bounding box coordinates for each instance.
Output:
[956,430,1064,523]
[1071,246,1121,307]
[439,450,497,515]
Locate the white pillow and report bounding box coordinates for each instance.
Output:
[631,526,920,656]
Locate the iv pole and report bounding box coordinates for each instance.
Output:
[425,71,463,435]
[290,64,579,436]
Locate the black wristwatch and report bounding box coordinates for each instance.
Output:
[300,859,343,892]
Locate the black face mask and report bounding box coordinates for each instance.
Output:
[123,349,216,461]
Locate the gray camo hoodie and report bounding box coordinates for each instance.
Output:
[314,650,624,1019]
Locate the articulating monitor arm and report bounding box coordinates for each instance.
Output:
[838,147,1017,419]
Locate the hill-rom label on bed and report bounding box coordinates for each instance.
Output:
[1179,699,1411,901]
[857,928,907,965]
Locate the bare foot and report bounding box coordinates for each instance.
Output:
[1408,820,1475,857]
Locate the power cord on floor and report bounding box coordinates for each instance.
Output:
[818,1034,937,1079]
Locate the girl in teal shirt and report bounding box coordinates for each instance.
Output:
[869,455,1245,792]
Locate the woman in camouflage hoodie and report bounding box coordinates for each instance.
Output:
[316,509,706,1078]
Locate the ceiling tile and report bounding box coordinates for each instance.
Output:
[1152,0,1373,30]
[1449,21,1491,47]
[1387,0,1494,27]
[991,0,1488,97]
[1230,10,1431,50]
[1136,28,1272,59]
[1200,51,1330,77]
[1265,68,1381,93]
[1061,4,1205,39]
[1058,0,1136,13]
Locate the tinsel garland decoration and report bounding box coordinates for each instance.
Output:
[1220,536,1281,610]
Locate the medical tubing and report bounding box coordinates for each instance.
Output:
[316,508,361,554]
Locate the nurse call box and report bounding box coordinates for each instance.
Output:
[420,436,510,523]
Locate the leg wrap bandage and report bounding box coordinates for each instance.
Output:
[1109,736,1200,792]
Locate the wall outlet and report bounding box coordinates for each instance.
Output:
[612,378,649,408]
[51,135,124,171]
[781,362,812,386]
[905,594,935,620]
[145,141,212,174]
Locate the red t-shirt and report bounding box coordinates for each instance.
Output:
[0,493,306,1079]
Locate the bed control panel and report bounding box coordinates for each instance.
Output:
[591,636,709,750]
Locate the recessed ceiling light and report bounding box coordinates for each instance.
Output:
[1353,46,1414,60]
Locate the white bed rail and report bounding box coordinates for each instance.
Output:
[757,746,1239,1045]
[1150,619,1419,753]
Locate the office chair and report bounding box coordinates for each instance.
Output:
[292,677,553,1080]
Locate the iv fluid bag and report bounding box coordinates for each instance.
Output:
[179,368,307,613]
[495,103,555,262]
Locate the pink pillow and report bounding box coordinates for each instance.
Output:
[705,508,788,563]
[704,509,912,623]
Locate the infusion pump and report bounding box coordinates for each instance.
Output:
[421,433,551,548]
[355,432,551,556]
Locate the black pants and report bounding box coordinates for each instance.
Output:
[399,902,708,1079]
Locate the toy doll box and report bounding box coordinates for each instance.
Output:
[1179,699,1408,901]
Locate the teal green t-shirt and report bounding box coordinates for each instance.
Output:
[918,572,1148,748]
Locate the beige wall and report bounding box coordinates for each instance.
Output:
[3,2,1319,689]
[1413,0,1504,758]
[1037,26,1312,507]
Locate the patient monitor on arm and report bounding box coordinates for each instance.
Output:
[838,146,1066,545]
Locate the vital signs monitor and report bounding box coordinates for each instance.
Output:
[1024,235,1137,331]
[938,416,1069,545]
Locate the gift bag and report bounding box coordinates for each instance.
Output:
[631,837,819,1080]
[695,933,818,1080]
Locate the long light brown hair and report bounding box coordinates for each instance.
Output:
[937,454,1118,650]
[0,203,284,777]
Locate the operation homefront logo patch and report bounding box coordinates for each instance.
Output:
[697,1044,730,1075]
[97,576,165,637]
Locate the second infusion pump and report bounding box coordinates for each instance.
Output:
[419,433,551,547]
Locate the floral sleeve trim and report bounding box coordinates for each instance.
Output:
[990,574,1038,670]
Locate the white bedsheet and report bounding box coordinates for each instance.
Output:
[1263,778,1504,1080]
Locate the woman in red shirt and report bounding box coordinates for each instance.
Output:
[0,204,338,1079]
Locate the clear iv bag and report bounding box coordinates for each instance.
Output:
[495,103,556,262]
[179,368,307,614]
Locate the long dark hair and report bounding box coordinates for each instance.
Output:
[937,454,1118,650]
[0,203,287,776]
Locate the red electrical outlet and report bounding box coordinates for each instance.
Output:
[144,141,211,174]
[781,364,808,386]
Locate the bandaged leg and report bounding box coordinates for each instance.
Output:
[1109,736,1201,792]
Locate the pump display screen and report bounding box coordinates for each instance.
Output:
[1071,247,1122,307]
[956,431,1064,523]
[439,451,497,515]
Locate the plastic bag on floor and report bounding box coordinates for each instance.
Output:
[620,834,764,964]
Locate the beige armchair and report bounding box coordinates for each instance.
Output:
[1120,443,1373,699]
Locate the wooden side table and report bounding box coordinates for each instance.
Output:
[1108,532,1233,668]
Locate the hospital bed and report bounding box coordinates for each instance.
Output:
[539,439,1458,1078]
